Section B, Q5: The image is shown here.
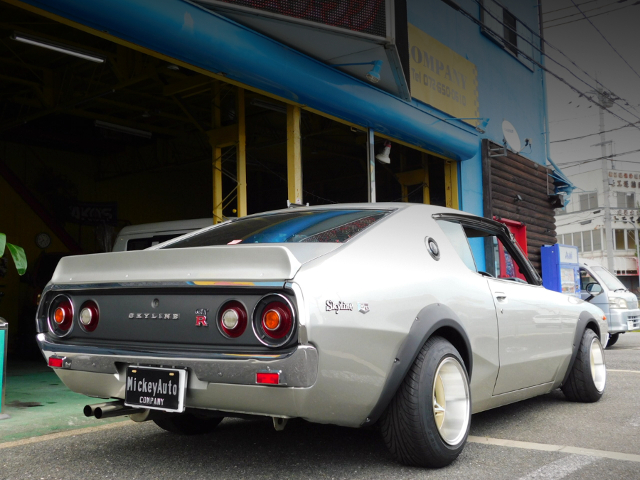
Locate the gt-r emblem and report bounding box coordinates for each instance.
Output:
[195,308,209,327]
[358,303,370,314]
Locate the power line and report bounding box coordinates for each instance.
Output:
[465,0,640,129]
[468,0,640,126]
[551,121,640,143]
[545,2,640,29]
[558,148,640,168]
[562,166,607,174]
[555,214,604,228]
[569,0,640,82]
[543,0,625,24]
[543,0,602,16]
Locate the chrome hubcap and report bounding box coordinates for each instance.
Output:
[432,357,470,445]
[589,337,606,392]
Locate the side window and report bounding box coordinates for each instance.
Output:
[486,235,528,282]
[459,224,535,284]
[437,221,477,273]
[580,268,598,292]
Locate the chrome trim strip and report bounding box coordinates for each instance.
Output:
[36,335,318,388]
[46,281,287,291]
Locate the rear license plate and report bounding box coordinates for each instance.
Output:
[124,366,187,413]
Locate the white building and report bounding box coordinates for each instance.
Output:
[556,162,640,291]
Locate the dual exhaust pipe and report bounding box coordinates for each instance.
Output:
[84,401,147,420]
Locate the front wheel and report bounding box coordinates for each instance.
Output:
[606,333,619,348]
[561,329,606,402]
[381,336,471,468]
[153,412,223,435]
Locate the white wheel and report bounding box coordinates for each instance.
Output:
[432,357,470,446]
[562,329,606,402]
[382,336,471,468]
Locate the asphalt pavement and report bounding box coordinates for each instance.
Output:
[1,333,639,479]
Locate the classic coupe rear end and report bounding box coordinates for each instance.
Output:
[35,204,608,468]
[36,207,397,424]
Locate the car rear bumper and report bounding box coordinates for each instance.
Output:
[37,333,318,417]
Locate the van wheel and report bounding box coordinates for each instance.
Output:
[606,333,619,348]
[562,329,606,402]
[381,336,471,468]
[153,412,223,435]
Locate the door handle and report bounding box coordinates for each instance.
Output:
[495,293,507,301]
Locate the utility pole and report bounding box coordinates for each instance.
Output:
[592,87,617,272]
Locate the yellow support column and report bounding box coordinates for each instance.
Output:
[212,81,223,223]
[422,154,431,204]
[287,105,302,204]
[444,160,459,210]
[236,88,247,217]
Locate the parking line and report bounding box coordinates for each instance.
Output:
[516,455,596,480]
[608,369,640,373]
[0,422,130,450]
[468,436,640,463]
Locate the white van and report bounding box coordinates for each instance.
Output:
[580,259,640,347]
[112,218,213,252]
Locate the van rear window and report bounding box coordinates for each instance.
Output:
[163,209,391,248]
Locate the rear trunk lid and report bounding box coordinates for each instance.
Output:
[51,243,340,285]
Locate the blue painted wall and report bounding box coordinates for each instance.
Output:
[407,0,546,269]
[407,0,547,167]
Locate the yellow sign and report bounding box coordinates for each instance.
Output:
[408,24,479,124]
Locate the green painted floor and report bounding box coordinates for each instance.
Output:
[0,359,125,442]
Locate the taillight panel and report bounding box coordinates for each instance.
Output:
[39,289,297,349]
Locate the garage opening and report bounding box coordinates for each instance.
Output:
[0,2,459,358]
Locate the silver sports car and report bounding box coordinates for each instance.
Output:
[36,203,608,467]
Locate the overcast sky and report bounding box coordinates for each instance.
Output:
[541,0,640,179]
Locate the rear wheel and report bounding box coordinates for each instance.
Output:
[606,333,619,348]
[153,412,223,435]
[561,329,606,402]
[381,336,471,468]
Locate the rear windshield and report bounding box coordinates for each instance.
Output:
[163,209,391,248]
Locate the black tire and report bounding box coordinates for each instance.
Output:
[606,333,619,348]
[153,412,223,435]
[381,336,471,468]
[561,329,606,403]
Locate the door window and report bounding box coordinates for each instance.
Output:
[462,225,534,284]
[580,268,598,292]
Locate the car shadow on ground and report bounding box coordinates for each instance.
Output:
[109,417,402,473]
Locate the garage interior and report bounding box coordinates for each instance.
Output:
[0,1,457,357]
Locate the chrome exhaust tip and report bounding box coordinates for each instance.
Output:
[84,401,145,419]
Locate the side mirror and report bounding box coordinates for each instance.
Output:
[586,283,603,295]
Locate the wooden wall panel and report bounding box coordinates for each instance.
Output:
[482,140,557,274]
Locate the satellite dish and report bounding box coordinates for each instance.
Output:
[502,120,521,152]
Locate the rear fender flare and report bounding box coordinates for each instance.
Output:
[561,311,601,386]
[363,303,472,426]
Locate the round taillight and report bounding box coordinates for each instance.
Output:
[79,300,100,332]
[218,301,247,338]
[261,302,292,339]
[252,294,296,347]
[48,295,74,336]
